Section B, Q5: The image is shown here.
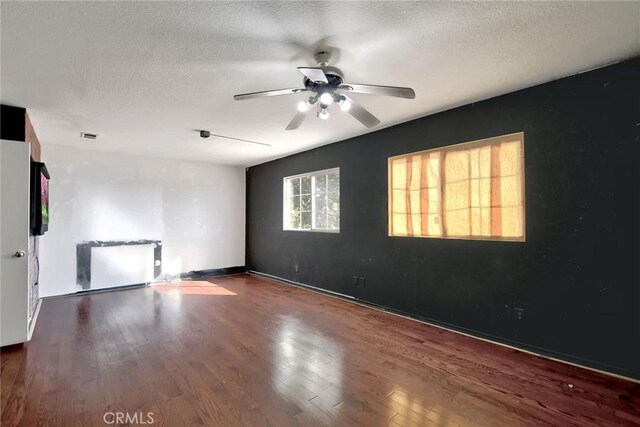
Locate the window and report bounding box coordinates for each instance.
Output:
[388,133,525,241]
[284,168,340,232]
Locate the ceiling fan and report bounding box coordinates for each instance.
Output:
[233,51,415,130]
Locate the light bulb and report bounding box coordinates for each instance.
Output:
[319,108,330,120]
[319,93,333,105]
[297,101,309,112]
[339,99,351,112]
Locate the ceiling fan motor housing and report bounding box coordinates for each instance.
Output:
[303,67,344,93]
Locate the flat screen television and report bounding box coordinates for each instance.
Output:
[30,161,50,236]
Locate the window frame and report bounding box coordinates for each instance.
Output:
[388,132,526,242]
[283,167,340,233]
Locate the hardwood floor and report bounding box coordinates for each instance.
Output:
[2,274,639,426]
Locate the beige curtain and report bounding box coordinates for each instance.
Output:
[390,135,524,239]
[390,153,442,237]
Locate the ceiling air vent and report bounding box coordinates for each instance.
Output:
[80,132,98,140]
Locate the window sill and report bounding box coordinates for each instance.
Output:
[388,233,525,242]
[283,228,340,234]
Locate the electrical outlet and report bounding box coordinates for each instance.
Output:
[358,276,366,288]
[514,307,524,320]
[294,265,300,273]
[353,276,359,286]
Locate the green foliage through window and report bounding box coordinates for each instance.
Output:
[284,168,340,232]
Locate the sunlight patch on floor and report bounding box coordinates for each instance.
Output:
[152,280,237,296]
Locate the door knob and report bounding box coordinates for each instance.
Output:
[14,251,26,258]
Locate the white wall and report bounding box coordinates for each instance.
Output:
[39,145,245,297]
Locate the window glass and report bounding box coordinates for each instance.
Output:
[389,133,524,241]
[284,168,340,232]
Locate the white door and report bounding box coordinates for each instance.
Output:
[0,139,31,346]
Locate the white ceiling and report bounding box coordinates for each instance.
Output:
[2,2,638,167]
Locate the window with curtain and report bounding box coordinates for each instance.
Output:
[284,168,340,232]
[388,133,525,241]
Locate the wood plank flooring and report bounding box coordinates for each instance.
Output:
[2,274,639,426]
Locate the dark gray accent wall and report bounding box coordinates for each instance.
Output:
[246,58,640,379]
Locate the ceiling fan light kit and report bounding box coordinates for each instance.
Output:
[297,100,310,112]
[233,51,415,130]
[339,98,351,112]
[319,92,333,104]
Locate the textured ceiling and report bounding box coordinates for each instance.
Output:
[1,2,639,166]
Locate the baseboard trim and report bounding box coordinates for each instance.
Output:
[180,266,246,279]
[78,283,149,295]
[249,270,640,384]
[250,270,355,300]
[28,299,42,341]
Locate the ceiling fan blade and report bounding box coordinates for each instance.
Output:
[234,87,306,101]
[343,95,381,128]
[286,110,308,130]
[297,67,329,83]
[210,133,270,147]
[339,83,415,99]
